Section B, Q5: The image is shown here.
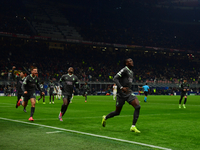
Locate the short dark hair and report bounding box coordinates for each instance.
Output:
[31,66,37,71]
[124,58,129,66]
[124,58,132,66]
[21,71,26,74]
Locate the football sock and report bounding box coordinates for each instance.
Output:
[61,104,68,116]
[179,96,183,104]
[43,98,45,102]
[50,96,51,102]
[30,107,35,117]
[184,98,187,104]
[38,98,41,101]
[85,96,87,100]
[20,100,23,105]
[133,105,141,125]
[144,97,147,101]
[106,111,120,119]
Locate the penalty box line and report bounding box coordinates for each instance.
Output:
[0,117,171,150]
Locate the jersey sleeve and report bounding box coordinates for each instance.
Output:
[75,76,79,84]
[113,68,127,89]
[22,76,28,91]
[59,75,64,83]
[36,78,42,92]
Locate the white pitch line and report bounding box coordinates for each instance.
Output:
[0,117,171,150]
[46,131,63,134]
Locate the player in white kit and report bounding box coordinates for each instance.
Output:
[113,83,117,100]
[56,86,62,100]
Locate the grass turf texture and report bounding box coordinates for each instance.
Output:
[0,95,200,150]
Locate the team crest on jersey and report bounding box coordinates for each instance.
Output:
[65,77,68,79]
[73,78,75,81]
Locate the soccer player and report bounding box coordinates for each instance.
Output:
[82,82,90,102]
[12,66,27,112]
[36,81,45,104]
[139,83,150,102]
[48,80,56,104]
[58,67,79,121]
[179,79,189,109]
[17,67,44,121]
[102,58,141,133]
[56,85,62,100]
[113,83,117,100]
[4,87,7,96]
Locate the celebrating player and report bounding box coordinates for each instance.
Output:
[179,79,189,108]
[81,82,90,102]
[12,66,27,112]
[17,67,44,121]
[48,80,56,104]
[102,58,141,133]
[58,67,79,121]
[113,83,117,100]
[56,85,62,100]
[36,81,45,104]
[139,83,150,102]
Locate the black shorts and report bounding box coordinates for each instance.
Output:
[144,91,148,96]
[40,92,45,96]
[24,92,36,101]
[83,92,88,95]
[17,93,24,101]
[116,93,137,107]
[181,92,187,97]
[49,90,54,96]
[62,93,72,102]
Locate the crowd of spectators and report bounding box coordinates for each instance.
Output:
[0,37,200,85]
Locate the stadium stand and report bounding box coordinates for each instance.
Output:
[0,0,200,92]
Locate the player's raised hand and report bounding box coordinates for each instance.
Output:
[24,91,28,94]
[121,87,128,93]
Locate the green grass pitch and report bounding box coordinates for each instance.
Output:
[0,95,200,150]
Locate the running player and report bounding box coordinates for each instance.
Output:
[139,83,150,102]
[58,67,79,121]
[102,58,141,133]
[36,81,45,104]
[17,66,44,121]
[56,85,62,100]
[48,80,56,104]
[12,66,27,112]
[179,79,189,108]
[113,83,117,100]
[82,82,90,102]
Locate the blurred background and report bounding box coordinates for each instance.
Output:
[1,0,200,96]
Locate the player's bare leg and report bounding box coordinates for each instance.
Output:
[29,98,36,121]
[183,96,187,108]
